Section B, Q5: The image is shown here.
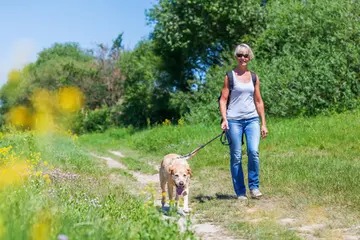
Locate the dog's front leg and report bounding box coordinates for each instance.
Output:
[168,181,175,207]
[160,176,167,208]
[183,188,190,213]
[175,192,179,209]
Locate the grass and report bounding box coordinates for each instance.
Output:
[0,109,359,239]
[78,109,360,239]
[0,130,194,240]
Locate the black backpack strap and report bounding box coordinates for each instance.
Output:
[250,71,257,86]
[226,71,234,90]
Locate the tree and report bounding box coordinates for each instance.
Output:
[117,40,176,127]
[0,67,32,125]
[184,0,360,123]
[93,33,125,108]
[147,0,265,92]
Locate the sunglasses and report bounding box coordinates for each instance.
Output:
[236,53,249,58]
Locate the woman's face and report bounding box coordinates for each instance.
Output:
[235,48,250,66]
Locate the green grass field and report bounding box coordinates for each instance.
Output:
[0,109,359,239]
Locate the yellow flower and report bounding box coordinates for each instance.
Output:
[0,146,12,155]
[57,86,84,113]
[0,162,30,189]
[43,174,51,184]
[31,223,50,240]
[178,117,185,126]
[6,106,32,128]
[162,119,171,126]
[30,211,52,240]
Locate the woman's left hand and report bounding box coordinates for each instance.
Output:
[261,125,268,139]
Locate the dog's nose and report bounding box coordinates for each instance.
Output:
[179,181,184,186]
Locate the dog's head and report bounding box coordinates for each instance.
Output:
[168,164,192,195]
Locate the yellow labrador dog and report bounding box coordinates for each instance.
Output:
[159,153,193,213]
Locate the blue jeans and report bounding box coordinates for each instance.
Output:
[226,117,260,196]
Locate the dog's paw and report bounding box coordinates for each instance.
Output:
[183,207,191,213]
[177,208,187,216]
[161,205,170,213]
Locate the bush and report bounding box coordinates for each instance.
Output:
[73,107,113,134]
[253,0,360,116]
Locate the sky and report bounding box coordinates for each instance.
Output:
[0,0,156,86]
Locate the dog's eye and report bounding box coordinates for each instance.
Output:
[175,174,179,177]
[183,174,187,177]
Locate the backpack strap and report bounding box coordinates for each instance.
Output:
[250,71,257,86]
[226,71,234,90]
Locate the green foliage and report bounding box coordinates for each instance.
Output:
[147,0,265,91]
[29,43,103,108]
[0,41,127,133]
[0,67,32,116]
[73,107,113,134]
[183,0,360,123]
[252,0,360,116]
[31,42,96,90]
[2,0,360,132]
[118,41,179,128]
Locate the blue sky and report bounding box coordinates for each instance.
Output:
[0,0,156,85]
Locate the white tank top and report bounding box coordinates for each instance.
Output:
[226,71,259,120]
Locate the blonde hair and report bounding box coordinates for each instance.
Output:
[234,43,255,60]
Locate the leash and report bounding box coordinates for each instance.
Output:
[180,131,231,159]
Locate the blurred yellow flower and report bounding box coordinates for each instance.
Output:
[32,112,55,133]
[0,162,30,189]
[6,106,32,128]
[57,86,84,113]
[31,89,54,113]
[31,222,50,240]
[30,211,52,240]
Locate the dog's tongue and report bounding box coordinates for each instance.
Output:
[176,186,184,195]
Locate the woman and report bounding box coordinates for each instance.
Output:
[219,43,268,200]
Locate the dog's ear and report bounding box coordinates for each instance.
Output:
[167,165,174,175]
[187,168,192,177]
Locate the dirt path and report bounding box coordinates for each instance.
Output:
[92,151,237,240]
